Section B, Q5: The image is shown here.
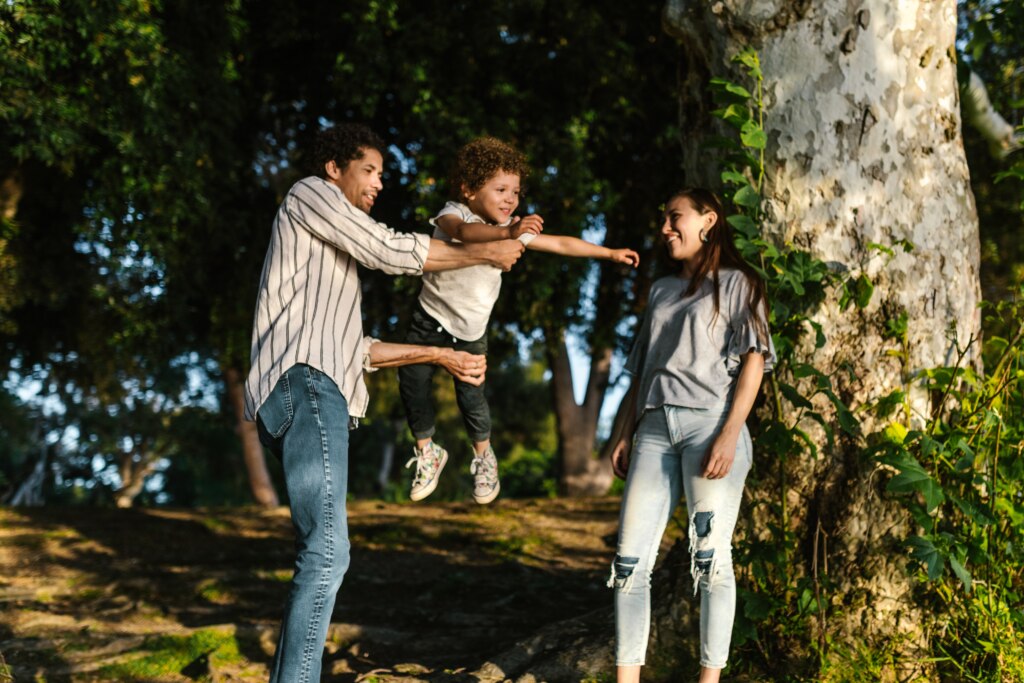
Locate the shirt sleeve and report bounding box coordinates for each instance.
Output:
[725,274,777,375]
[362,336,380,374]
[624,286,658,376]
[287,178,430,275]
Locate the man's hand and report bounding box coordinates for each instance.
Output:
[475,240,525,271]
[508,214,544,240]
[438,349,487,386]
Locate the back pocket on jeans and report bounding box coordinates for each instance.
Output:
[257,370,295,441]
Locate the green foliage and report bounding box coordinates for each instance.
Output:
[711,40,1024,682]
[1,0,679,503]
[958,1,1024,300]
[706,51,862,676]
[866,290,1024,682]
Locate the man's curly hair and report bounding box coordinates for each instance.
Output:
[449,137,530,199]
[310,123,385,178]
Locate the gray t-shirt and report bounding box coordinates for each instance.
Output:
[418,201,509,341]
[626,269,776,418]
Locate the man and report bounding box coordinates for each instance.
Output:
[243,123,525,683]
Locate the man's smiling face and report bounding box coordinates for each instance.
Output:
[328,147,384,213]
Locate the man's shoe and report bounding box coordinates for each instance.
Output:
[470,446,500,504]
[405,441,448,502]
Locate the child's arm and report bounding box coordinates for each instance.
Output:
[435,214,544,243]
[526,234,640,267]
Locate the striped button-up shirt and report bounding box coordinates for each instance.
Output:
[244,176,430,422]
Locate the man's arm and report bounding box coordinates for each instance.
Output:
[287,179,428,274]
[423,239,525,272]
[367,341,487,386]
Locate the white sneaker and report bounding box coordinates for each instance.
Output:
[405,441,448,502]
[470,446,500,504]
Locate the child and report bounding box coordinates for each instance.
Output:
[398,137,639,504]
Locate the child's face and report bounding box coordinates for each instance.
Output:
[464,171,520,224]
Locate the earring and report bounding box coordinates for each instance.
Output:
[699,228,710,243]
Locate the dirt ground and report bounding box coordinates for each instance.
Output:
[0,498,686,682]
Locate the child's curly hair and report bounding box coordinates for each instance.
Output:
[449,137,530,199]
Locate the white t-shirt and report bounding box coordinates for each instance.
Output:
[418,201,510,341]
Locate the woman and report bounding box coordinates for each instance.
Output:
[603,188,776,683]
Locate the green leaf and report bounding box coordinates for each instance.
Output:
[740,120,767,149]
[743,590,776,620]
[793,427,819,459]
[733,184,761,208]
[721,169,748,186]
[726,213,757,235]
[709,77,752,99]
[853,274,874,308]
[779,382,813,409]
[906,535,944,580]
[872,389,905,418]
[882,421,908,444]
[808,320,826,349]
[948,556,971,592]
[887,463,945,512]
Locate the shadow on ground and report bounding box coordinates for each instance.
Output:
[0,497,656,682]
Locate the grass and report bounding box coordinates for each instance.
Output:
[97,628,242,679]
[196,578,232,604]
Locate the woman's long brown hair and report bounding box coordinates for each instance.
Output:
[671,187,770,345]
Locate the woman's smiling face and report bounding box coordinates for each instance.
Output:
[661,195,714,263]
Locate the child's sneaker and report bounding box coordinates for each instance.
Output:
[470,446,500,504]
[405,441,448,502]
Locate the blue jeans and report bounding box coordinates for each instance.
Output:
[610,405,752,669]
[257,364,351,683]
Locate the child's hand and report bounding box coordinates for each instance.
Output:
[509,214,544,241]
[610,248,640,268]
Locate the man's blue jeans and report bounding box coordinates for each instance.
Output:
[257,364,351,683]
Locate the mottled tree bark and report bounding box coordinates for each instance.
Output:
[661,0,981,672]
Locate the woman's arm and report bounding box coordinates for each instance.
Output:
[602,379,639,479]
[702,351,766,479]
[526,234,639,267]
[367,341,487,386]
[435,214,544,243]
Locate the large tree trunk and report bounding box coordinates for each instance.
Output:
[225,366,279,507]
[472,1,981,679]
[545,328,614,496]
[659,0,981,672]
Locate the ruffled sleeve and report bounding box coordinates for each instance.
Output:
[725,312,776,375]
[724,273,776,375]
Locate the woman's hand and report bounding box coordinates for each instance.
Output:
[606,436,633,480]
[702,426,740,479]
